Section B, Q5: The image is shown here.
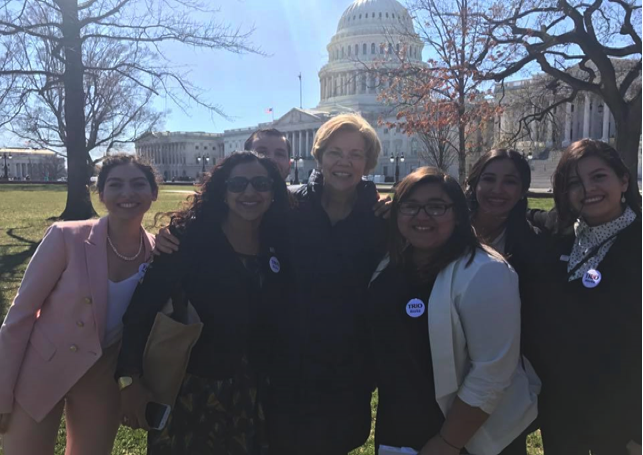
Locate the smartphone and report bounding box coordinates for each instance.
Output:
[145,402,171,430]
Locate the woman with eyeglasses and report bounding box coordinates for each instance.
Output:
[522,140,641,455]
[116,152,290,455]
[368,167,538,455]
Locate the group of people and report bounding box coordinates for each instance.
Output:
[0,113,640,455]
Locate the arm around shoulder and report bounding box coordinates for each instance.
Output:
[0,223,68,413]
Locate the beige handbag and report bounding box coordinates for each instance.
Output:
[141,289,203,408]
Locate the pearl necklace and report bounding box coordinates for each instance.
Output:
[107,230,143,261]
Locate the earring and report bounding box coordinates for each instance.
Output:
[621,193,626,203]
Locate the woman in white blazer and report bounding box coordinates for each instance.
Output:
[368,167,540,455]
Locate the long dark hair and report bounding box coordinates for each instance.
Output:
[389,167,491,275]
[167,151,289,233]
[553,139,642,228]
[465,149,532,251]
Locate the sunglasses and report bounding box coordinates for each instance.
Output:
[225,176,274,193]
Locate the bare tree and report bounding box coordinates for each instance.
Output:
[0,0,259,219]
[373,0,505,183]
[484,0,642,182]
[33,154,67,180]
[415,115,458,171]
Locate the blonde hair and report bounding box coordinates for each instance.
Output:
[311,114,381,173]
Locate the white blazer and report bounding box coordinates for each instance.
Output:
[370,249,540,455]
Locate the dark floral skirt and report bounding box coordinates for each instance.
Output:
[148,357,268,455]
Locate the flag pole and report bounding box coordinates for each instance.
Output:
[298,73,302,109]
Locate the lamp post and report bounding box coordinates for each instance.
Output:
[390,153,405,184]
[293,155,303,184]
[196,154,210,175]
[2,152,12,180]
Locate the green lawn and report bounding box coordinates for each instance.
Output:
[0,185,551,454]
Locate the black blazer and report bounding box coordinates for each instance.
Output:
[522,216,642,452]
[116,220,289,380]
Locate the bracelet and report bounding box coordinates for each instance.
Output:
[438,432,462,451]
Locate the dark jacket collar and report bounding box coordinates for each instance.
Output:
[298,170,378,213]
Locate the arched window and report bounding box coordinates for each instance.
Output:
[348,45,351,56]
[355,44,359,55]
[363,43,367,54]
[392,13,395,18]
[388,43,393,54]
[396,43,400,54]
[372,13,375,17]
[386,12,389,18]
[379,12,382,18]
[342,47,345,57]
[380,43,384,54]
[359,14,362,18]
[371,43,375,54]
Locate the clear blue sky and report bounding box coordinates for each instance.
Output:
[157,0,353,133]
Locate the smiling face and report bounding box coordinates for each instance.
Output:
[567,155,629,226]
[475,158,525,218]
[397,182,456,254]
[319,129,367,193]
[99,164,157,221]
[250,134,290,180]
[224,160,274,223]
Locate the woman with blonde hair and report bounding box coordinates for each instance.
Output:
[268,114,387,454]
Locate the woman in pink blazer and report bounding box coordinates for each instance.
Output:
[0,153,158,455]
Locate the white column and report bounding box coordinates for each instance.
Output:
[583,93,591,138]
[602,105,610,142]
[298,131,303,158]
[305,130,310,157]
[563,103,572,145]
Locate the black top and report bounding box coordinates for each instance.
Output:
[269,176,387,451]
[522,216,642,452]
[116,220,289,380]
[369,262,444,451]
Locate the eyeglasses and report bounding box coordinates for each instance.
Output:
[225,176,274,193]
[398,202,454,217]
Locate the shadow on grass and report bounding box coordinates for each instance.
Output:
[0,228,39,313]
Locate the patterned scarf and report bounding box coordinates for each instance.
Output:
[568,206,637,281]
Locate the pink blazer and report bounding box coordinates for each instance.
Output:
[0,217,154,422]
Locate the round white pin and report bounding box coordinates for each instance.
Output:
[269,256,281,273]
[406,298,425,318]
[582,268,602,288]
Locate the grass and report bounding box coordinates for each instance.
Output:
[0,185,552,454]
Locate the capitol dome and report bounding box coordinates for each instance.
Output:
[336,0,415,35]
[317,0,424,112]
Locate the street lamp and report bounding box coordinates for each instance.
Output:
[2,152,12,180]
[292,155,303,184]
[390,153,405,184]
[196,154,210,173]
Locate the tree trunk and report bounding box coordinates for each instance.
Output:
[58,0,96,220]
[615,104,641,192]
[458,122,467,185]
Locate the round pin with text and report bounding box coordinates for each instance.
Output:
[582,268,602,288]
[406,298,425,318]
[269,256,281,274]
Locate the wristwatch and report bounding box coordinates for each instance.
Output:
[118,376,134,391]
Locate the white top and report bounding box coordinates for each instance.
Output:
[370,249,540,455]
[489,228,507,255]
[104,273,140,347]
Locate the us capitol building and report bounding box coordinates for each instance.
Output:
[135,0,431,182]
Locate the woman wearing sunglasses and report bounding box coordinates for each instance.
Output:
[116,152,290,455]
[368,167,538,455]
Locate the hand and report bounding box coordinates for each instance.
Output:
[418,434,461,455]
[373,195,392,219]
[627,440,642,455]
[0,413,11,434]
[119,378,152,431]
[153,226,180,256]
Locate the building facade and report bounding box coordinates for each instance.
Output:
[0,147,66,181]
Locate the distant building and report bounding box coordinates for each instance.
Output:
[0,147,66,181]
